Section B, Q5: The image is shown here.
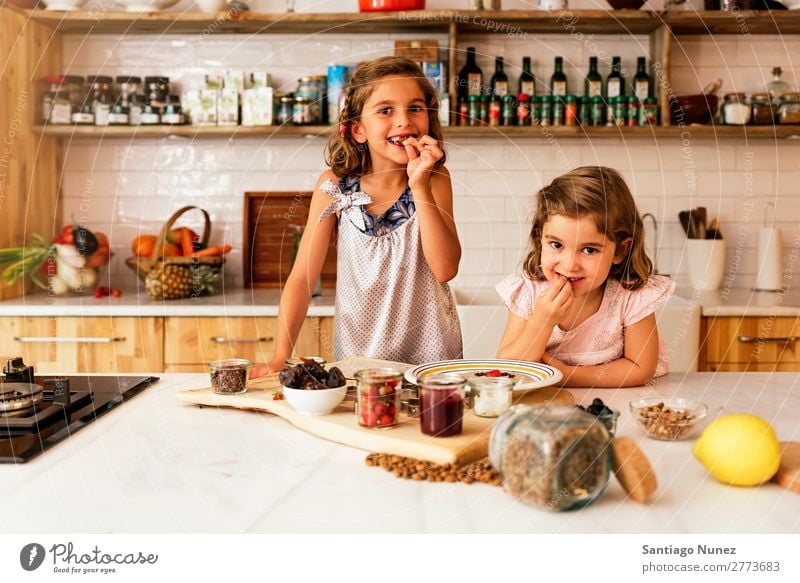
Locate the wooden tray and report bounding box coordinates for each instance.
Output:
[174,357,574,465]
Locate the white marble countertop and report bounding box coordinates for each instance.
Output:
[1,372,798,534]
[675,287,800,318]
[0,287,335,317]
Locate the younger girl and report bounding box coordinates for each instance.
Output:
[251,57,462,377]
[496,166,674,387]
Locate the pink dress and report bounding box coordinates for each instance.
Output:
[496,274,676,376]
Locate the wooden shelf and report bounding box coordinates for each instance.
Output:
[34,124,800,140]
[19,8,800,36]
[21,9,659,35]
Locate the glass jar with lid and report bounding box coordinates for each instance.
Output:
[140,104,161,125]
[722,92,751,125]
[489,405,612,511]
[292,95,312,125]
[469,376,514,418]
[766,66,790,106]
[145,76,170,109]
[108,104,129,126]
[419,373,467,437]
[64,75,85,114]
[276,93,294,125]
[129,94,146,125]
[778,93,800,125]
[161,95,183,125]
[86,75,114,113]
[40,76,70,124]
[115,75,141,107]
[355,368,402,429]
[750,93,775,125]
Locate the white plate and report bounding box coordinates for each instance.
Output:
[404,359,562,392]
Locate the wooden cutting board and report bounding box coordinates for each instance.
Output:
[174,357,574,466]
[774,442,800,494]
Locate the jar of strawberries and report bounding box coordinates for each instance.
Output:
[354,368,402,429]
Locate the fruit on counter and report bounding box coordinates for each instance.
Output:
[131,234,157,257]
[279,359,346,390]
[166,227,199,248]
[131,232,231,258]
[693,414,781,487]
[93,287,122,298]
[144,263,221,300]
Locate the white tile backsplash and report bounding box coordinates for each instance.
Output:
[61,29,800,290]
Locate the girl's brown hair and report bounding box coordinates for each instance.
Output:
[522,166,653,290]
[324,56,446,178]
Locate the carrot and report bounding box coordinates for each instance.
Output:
[180,227,194,256]
[192,244,232,257]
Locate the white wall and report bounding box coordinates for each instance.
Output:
[60,10,800,292]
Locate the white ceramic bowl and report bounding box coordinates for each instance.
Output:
[282,385,347,416]
[196,0,228,12]
[114,0,180,12]
[779,0,800,10]
[43,0,88,10]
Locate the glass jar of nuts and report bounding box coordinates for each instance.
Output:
[488,405,612,511]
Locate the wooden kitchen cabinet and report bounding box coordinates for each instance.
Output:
[163,316,334,372]
[0,317,164,373]
[700,316,800,372]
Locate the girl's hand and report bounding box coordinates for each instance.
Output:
[404,136,443,190]
[534,275,573,325]
[248,358,285,380]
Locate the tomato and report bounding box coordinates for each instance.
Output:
[131,234,157,257]
[111,289,122,298]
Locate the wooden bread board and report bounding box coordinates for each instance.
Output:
[174,357,574,466]
[774,442,800,494]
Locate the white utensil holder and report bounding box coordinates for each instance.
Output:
[686,239,726,290]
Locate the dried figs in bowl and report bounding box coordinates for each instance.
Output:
[282,385,348,416]
[279,358,347,416]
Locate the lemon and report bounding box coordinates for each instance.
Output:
[692,413,781,487]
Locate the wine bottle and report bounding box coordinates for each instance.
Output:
[458,47,483,104]
[606,56,625,99]
[550,56,567,97]
[585,56,603,98]
[519,56,536,97]
[490,57,509,99]
[634,57,651,101]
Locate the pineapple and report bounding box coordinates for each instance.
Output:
[145,263,221,300]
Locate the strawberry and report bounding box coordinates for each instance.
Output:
[485,369,502,377]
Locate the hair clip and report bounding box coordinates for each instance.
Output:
[339,124,347,136]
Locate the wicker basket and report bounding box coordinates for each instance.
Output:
[125,205,224,286]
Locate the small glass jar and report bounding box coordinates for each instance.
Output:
[115,75,141,107]
[750,93,775,125]
[577,96,590,126]
[501,94,516,127]
[531,95,543,125]
[489,405,612,511]
[639,97,659,126]
[108,104,129,125]
[140,104,161,125]
[777,93,800,125]
[540,95,552,127]
[276,93,294,125]
[295,76,320,102]
[552,96,565,126]
[488,98,501,127]
[129,94,145,125]
[94,102,111,126]
[626,95,639,126]
[209,359,251,395]
[64,75,85,114]
[355,368,402,429]
[145,76,170,109]
[590,95,605,126]
[516,93,531,126]
[722,92,751,125]
[71,102,94,125]
[469,376,514,418]
[86,75,114,114]
[419,373,466,437]
[564,94,577,127]
[292,95,312,125]
[161,95,183,124]
[467,95,480,126]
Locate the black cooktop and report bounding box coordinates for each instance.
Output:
[0,374,158,464]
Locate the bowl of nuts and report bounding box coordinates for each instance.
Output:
[629,398,708,441]
[279,358,347,416]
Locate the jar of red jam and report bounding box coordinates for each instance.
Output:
[355,368,402,429]
[419,373,467,437]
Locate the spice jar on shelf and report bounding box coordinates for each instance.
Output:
[161,95,183,125]
[489,405,612,511]
[115,75,141,107]
[778,93,800,125]
[750,93,776,125]
[722,92,751,125]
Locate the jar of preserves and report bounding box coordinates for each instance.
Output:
[777,93,800,125]
[489,405,612,511]
[750,93,775,125]
[161,95,183,124]
[419,373,466,437]
[145,76,170,109]
[276,93,294,125]
[355,368,402,429]
[722,92,750,125]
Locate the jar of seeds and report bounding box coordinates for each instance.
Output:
[489,405,612,511]
[209,359,251,395]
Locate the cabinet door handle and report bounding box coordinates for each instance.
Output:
[210,336,273,344]
[14,336,126,344]
[737,335,799,344]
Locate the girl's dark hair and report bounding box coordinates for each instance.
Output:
[324,56,446,178]
[523,166,653,290]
